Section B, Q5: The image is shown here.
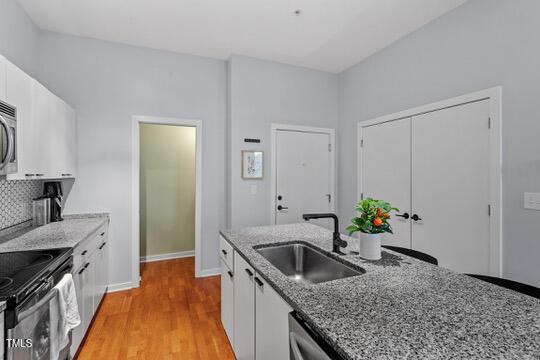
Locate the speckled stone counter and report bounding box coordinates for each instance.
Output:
[220,223,540,360]
[0,213,109,252]
[0,301,5,312]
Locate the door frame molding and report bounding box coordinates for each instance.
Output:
[270,123,336,225]
[357,87,502,276]
[131,115,203,288]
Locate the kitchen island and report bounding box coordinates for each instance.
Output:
[221,223,540,359]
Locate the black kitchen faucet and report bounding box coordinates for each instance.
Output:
[302,213,347,255]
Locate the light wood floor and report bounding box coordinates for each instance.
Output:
[76,257,235,360]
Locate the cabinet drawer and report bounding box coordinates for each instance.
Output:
[220,235,234,270]
[74,224,108,270]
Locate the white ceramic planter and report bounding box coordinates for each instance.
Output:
[360,233,382,260]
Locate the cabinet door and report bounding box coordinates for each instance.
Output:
[361,118,411,248]
[50,98,76,178]
[81,255,96,333]
[0,56,6,102]
[255,274,292,360]
[70,266,85,356]
[412,100,491,274]
[94,233,108,310]
[233,253,255,360]
[31,82,55,177]
[220,259,234,346]
[5,61,38,180]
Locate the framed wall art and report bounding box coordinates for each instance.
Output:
[241,150,263,179]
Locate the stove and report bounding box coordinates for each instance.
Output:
[0,248,72,308]
[1,248,73,360]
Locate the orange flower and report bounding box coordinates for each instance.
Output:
[373,217,383,227]
[383,213,390,219]
[377,208,383,217]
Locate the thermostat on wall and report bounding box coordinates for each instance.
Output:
[244,138,261,143]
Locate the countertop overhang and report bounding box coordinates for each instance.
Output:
[220,223,540,360]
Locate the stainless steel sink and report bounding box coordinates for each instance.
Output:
[256,243,364,284]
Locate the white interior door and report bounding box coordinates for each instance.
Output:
[275,130,333,226]
[362,118,411,247]
[412,100,491,274]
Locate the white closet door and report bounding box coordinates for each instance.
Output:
[412,100,490,274]
[362,118,411,248]
[275,130,332,226]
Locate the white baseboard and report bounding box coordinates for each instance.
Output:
[198,267,220,278]
[140,250,195,263]
[107,281,134,293]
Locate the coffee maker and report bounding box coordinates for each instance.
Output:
[43,181,64,222]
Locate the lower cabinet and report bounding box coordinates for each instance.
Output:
[255,273,293,360]
[221,258,235,346]
[233,253,255,360]
[70,224,109,356]
[220,238,293,360]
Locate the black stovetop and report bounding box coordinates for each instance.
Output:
[0,248,72,305]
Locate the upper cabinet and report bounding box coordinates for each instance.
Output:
[3,57,77,180]
[0,56,6,102]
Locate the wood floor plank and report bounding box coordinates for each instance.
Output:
[76,257,235,360]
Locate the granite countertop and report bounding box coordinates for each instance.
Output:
[0,301,5,312]
[0,213,109,252]
[220,223,540,360]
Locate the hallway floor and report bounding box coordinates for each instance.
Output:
[76,257,235,360]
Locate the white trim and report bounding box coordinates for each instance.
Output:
[132,115,203,288]
[357,87,502,276]
[270,123,337,225]
[198,267,220,277]
[140,250,195,263]
[107,282,133,293]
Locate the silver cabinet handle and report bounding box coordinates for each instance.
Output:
[0,114,13,170]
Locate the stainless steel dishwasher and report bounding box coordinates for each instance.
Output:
[288,312,343,360]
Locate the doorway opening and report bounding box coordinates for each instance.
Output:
[132,116,203,288]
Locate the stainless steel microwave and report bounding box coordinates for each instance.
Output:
[0,100,17,175]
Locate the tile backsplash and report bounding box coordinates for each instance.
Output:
[0,179,43,230]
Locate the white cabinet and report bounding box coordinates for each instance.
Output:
[5,61,39,180]
[94,230,109,311]
[2,57,77,180]
[32,81,77,179]
[220,258,234,346]
[70,267,84,356]
[0,56,6,102]
[255,274,292,360]
[70,223,109,356]
[233,253,255,360]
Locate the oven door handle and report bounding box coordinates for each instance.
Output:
[16,286,58,323]
[0,114,14,171]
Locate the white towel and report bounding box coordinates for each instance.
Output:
[50,273,81,360]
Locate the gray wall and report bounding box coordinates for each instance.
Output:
[38,31,227,285]
[228,55,339,228]
[0,0,40,78]
[338,0,540,286]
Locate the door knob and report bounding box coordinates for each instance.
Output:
[277,205,288,211]
[395,212,410,219]
[411,214,422,221]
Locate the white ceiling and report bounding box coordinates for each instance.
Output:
[17,0,467,73]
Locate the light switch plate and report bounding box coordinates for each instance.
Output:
[524,192,540,210]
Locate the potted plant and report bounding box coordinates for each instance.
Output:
[346,198,398,260]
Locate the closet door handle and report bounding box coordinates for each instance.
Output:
[411,214,422,221]
[245,268,253,278]
[395,213,410,219]
[227,270,234,279]
[254,277,264,288]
